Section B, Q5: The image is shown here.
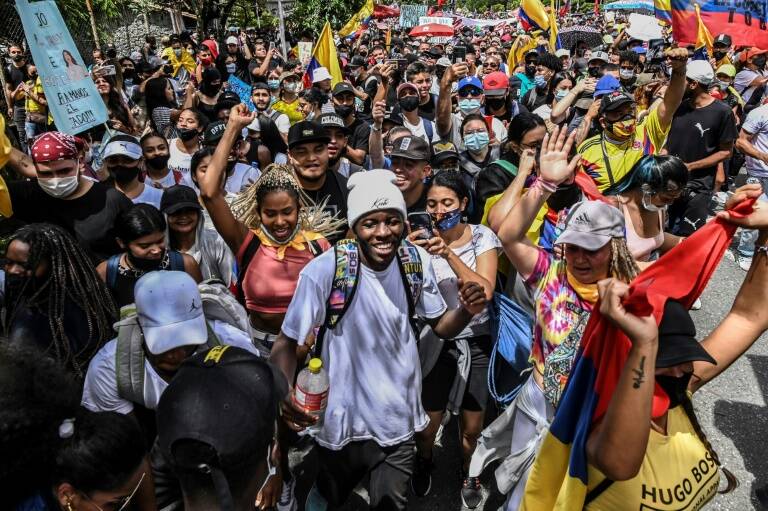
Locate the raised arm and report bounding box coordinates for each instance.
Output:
[368,100,386,169]
[656,48,689,130]
[550,77,596,125]
[437,63,467,138]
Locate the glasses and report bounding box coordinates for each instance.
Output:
[458,88,483,98]
[485,62,499,69]
[82,472,146,511]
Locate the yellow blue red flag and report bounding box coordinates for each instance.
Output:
[339,0,375,38]
[654,0,672,23]
[672,0,768,48]
[692,3,714,60]
[518,0,550,32]
[507,35,538,74]
[302,21,344,89]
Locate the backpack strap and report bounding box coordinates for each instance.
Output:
[395,240,423,335]
[584,478,614,505]
[308,239,324,256]
[422,117,434,143]
[106,254,121,290]
[492,159,519,177]
[235,230,261,304]
[204,321,222,348]
[168,250,185,271]
[115,317,146,406]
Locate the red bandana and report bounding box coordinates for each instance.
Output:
[31,132,84,163]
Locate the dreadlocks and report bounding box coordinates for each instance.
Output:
[608,237,641,283]
[5,224,117,377]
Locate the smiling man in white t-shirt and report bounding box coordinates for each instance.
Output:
[270,169,488,511]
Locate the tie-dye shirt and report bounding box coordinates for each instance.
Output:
[525,249,594,374]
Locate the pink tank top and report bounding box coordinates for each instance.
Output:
[622,203,665,262]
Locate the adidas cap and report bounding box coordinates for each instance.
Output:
[556,200,625,250]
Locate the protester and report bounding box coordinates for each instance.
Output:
[4,44,30,151]
[104,134,164,208]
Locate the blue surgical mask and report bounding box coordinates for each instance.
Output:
[267,79,280,90]
[555,89,570,101]
[432,208,463,231]
[458,98,481,115]
[464,132,490,152]
[534,74,548,89]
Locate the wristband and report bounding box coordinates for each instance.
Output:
[371,124,382,132]
[532,177,559,193]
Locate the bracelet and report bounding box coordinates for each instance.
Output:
[371,124,382,132]
[755,246,768,256]
[532,177,559,193]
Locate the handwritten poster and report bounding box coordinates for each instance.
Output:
[226,75,256,111]
[16,0,108,135]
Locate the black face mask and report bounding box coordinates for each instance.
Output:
[486,96,506,110]
[546,182,582,212]
[178,127,199,141]
[5,273,32,299]
[754,56,767,69]
[525,64,537,77]
[399,96,420,112]
[335,104,354,118]
[200,82,222,96]
[12,55,24,63]
[111,164,140,184]
[145,154,170,169]
[588,66,601,78]
[655,373,693,409]
[712,50,727,61]
[127,251,165,271]
[123,69,136,79]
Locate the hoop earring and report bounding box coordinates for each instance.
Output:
[65,500,75,511]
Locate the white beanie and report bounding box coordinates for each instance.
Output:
[347,169,407,228]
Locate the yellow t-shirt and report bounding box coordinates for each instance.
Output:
[578,106,669,192]
[24,77,46,114]
[272,97,304,125]
[586,404,720,511]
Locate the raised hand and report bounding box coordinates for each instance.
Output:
[538,125,580,185]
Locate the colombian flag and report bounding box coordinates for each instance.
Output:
[507,35,538,75]
[548,0,561,51]
[654,0,672,23]
[519,0,550,32]
[692,3,714,61]
[672,0,768,48]
[339,0,375,39]
[302,21,344,89]
[520,197,755,510]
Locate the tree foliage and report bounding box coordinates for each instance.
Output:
[285,0,367,37]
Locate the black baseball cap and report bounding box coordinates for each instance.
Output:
[389,135,431,161]
[348,55,367,68]
[713,34,732,47]
[318,112,350,134]
[160,184,202,215]
[332,82,356,97]
[431,141,459,166]
[216,91,241,110]
[203,121,229,146]
[656,300,716,368]
[288,120,330,149]
[599,90,635,115]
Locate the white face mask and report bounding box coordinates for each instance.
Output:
[38,174,79,198]
[641,190,667,212]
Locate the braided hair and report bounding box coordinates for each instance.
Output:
[230,163,303,230]
[608,237,641,283]
[5,224,117,376]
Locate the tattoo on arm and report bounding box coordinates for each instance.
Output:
[632,356,646,389]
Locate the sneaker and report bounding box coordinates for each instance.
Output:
[461,474,483,509]
[277,478,298,511]
[690,298,702,311]
[738,255,753,272]
[410,455,433,497]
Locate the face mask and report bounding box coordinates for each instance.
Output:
[284,82,299,93]
[127,251,165,271]
[12,55,24,62]
[38,174,79,198]
[546,182,581,212]
[350,68,362,79]
[588,66,601,78]
[655,373,692,409]
[200,82,222,96]
[754,56,767,69]
[619,69,635,81]
[201,57,213,66]
[226,63,237,73]
[268,79,280,90]
[555,89,570,101]
[464,132,490,152]
[713,50,727,61]
[305,111,315,121]
[458,98,481,115]
[178,127,199,142]
[111,164,140,184]
[399,96,420,112]
[716,79,732,89]
[335,104,354,118]
[145,154,170,169]
[486,96,506,110]
[174,48,182,58]
[641,190,668,212]
[525,64,536,77]
[432,208,463,231]
[606,116,636,140]
[534,74,548,89]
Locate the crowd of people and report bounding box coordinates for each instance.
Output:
[2,6,768,511]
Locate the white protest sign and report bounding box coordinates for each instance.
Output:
[626,13,663,42]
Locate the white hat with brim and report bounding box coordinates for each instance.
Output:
[312,67,332,83]
[556,200,625,251]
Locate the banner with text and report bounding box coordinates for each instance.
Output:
[671,0,768,48]
[400,4,429,28]
[15,0,108,135]
[226,76,256,111]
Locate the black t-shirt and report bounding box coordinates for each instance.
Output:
[303,170,349,243]
[359,75,380,117]
[407,188,428,214]
[4,63,29,107]
[666,99,738,191]
[216,52,250,83]
[347,117,371,154]
[522,87,549,112]
[8,180,133,262]
[418,94,437,121]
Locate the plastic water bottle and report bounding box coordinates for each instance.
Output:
[292,358,329,434]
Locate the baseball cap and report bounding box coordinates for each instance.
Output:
[312,66,332,83]
[740,47,768,62]
[161,184,203,215]
[436,57,452,68]
[202,121,228,146]
[225,36,238,45]
[348,55,366,68]
[332,82,355,97]
[389,135,431,161]
[686,60,714,86]
[103,136,142,160]
[656,300,716,368]
[716,64,737,78]
[555,49,570,58]
[431,141,459,166]
[599,90,635,114]
[458,76,483,92]
[278,71,299,83]
[216,91,240,111]
[157,346,286,496]
[396,82,419,97]
[288,120,330,149]
[594,75,621,98]
[482,71,509,97]
[318,112,349,133]
[589,51,610,64]
[135,271,208,355]
[555,200,625,250]
[713,34,732,47]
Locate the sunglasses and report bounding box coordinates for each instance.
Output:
[458,88,483,98]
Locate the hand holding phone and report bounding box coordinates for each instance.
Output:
[408,212,435,241]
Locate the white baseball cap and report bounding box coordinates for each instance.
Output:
[135,271,208,355]
[103,137,142,161]
[686,59,714,86]
[226,36,239,45]
[312,66,332,83]
[555,49,570,58]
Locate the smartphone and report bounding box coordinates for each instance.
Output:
[268,41,275,53]
[95,64,116,77]
[408,212,435,240]
[452,46,466,64]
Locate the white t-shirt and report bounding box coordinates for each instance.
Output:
[431,224,500,339]
[281,245,447,450]
[81,320,258,414]
[225,162,260,194]
[167,138,196,179]
[265,109,290,135]
[146,171,177,190]
[734,69,768,103]
[448,112,507,151]
[402,116,440,146]
[131,183,164,209]
[741,103,768,178]
[533,104,553,122]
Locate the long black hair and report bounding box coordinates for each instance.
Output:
[503,112,546,166]
[116,204,167,243]
[145,77,175,131]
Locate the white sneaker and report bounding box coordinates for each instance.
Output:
[690,298,702,311]
[738,255,753,272]
[278,478,298,511]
